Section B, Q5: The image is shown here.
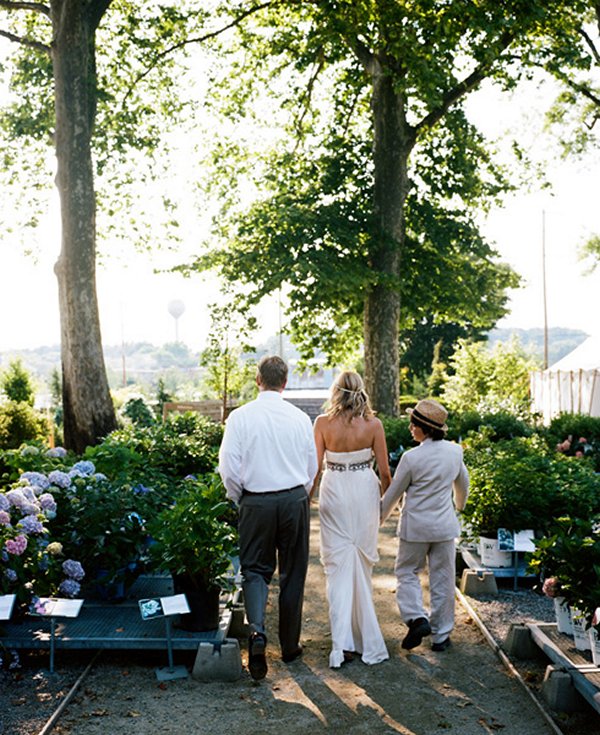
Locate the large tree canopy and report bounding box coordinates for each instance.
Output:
[182,0,590,415]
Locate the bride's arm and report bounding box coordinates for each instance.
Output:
[310,415,326,500]
[373,419,392,496]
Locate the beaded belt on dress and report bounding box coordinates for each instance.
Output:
[326,460,372,472]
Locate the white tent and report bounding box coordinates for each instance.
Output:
[530,336,600,423]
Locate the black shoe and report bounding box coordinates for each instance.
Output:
[248,633,268,680]
[431,637,451,652]
[401,617,432,650]
[282,645,303,663]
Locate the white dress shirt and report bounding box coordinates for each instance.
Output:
[219,391,318,503]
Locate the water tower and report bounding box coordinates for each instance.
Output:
[168,299,186,343]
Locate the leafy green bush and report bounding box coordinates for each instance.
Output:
[0,401,49,450]
[379,415,412,453]
[462,433,600,536]
[541,413,600,471]
[85,411,223,478]
[448,409,533,443]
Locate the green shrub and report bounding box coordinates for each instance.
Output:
[448,409,533,443]
[87,411,224,478]
[379,415,412,453]
[541,413,600,471]
[462,433,600,537]
[0,401,48,450]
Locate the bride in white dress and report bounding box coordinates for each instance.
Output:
[312,371,391,668]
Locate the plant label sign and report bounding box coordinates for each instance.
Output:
[139,594,190,620]
[497,528,535,553]
[34,598,84,618]
[0,594,16,620]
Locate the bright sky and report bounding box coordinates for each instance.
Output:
[0,71,598,354]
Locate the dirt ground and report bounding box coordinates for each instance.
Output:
[2,508,563,735]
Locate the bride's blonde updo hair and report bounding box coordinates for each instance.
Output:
[326,371,374,421]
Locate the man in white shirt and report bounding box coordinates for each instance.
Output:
[219,355,318,680]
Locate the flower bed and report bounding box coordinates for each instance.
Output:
[0,413,234,616]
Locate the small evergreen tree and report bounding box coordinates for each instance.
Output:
[0,358,35,406]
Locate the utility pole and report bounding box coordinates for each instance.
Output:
[542,210,549,370]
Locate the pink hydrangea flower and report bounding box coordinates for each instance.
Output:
[5,535,28,556]
[542,576,561,598]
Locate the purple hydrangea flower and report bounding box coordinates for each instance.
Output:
[62,559,85,581]
[46,446,67,458]
[6,489,27,509]
[70,460,95,477]
[39,493,57,514]
[133,484,151,495]
[0,510,11,526]
[18,515,45,535]
[20,501,40,515]
[48,470,72,489]
[20,486,37,502]
[59,579,81,597]
[0,494,9,512]
[4,569,17,582]
[5,535,28,555]
[19,472,50,491]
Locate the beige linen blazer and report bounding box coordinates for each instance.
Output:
[381,438,469,542]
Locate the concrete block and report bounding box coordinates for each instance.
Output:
[504,624,539,659]
[459,569,498,596]
[227,604,249,639]
[192,638,242,682]
[541,665,585,713]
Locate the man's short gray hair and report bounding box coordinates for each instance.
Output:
[257,355,288,390]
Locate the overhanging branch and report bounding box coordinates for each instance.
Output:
[415,33,514,135]
[123,0,282,101]
[578,25,600,65]
[0,1,50,17]
[0,27,50,52]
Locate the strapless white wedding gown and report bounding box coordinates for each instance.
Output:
[319,447,389,668]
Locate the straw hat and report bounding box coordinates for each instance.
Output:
[406,399,448,433]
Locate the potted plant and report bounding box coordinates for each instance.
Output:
[147,474,238,631]
[529,515,600,635]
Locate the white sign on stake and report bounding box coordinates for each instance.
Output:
[34,598,84,618]
[0,594,16,620]
[138,594,190,621]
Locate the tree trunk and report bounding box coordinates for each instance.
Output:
[363,65,414,416]
[51,1,116,452]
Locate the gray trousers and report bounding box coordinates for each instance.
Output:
[238,485,310,657]
[394,538,456,645]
